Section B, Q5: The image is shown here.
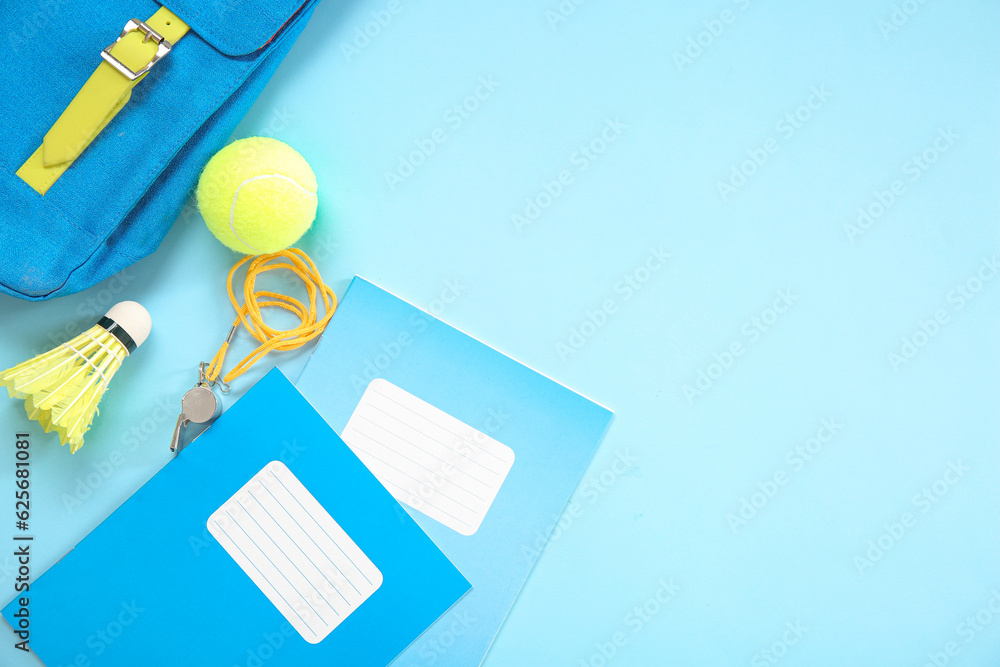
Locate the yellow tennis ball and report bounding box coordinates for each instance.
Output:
[196,137,318,254]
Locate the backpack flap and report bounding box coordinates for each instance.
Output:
[163,0,311,57]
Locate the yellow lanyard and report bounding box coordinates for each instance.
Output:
[205,249,337,386]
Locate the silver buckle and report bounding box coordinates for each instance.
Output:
[100,19,172,81]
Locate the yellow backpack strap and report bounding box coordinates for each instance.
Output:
[17,7,190,195]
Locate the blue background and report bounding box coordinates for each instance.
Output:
[1,0,998,665]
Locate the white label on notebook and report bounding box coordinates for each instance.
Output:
[342,379,515,536]
[207,461,382,644]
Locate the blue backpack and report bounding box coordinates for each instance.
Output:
[0,0,320,301]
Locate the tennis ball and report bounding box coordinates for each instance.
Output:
[196,137,318,254]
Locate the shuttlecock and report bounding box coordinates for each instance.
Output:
[0,301,151,453]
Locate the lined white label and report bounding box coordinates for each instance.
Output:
[342,379,515,536]
[208,461,382,644]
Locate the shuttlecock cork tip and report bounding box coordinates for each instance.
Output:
[104,301,152,350]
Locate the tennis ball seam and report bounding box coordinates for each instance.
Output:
[228,174,318,254]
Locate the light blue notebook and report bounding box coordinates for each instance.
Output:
[1,368,470,666]
[295,277,614,666]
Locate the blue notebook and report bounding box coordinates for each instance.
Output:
[295,277,614,666]
[2,368,470,666]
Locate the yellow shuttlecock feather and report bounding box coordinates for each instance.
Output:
[0,302,151,453]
